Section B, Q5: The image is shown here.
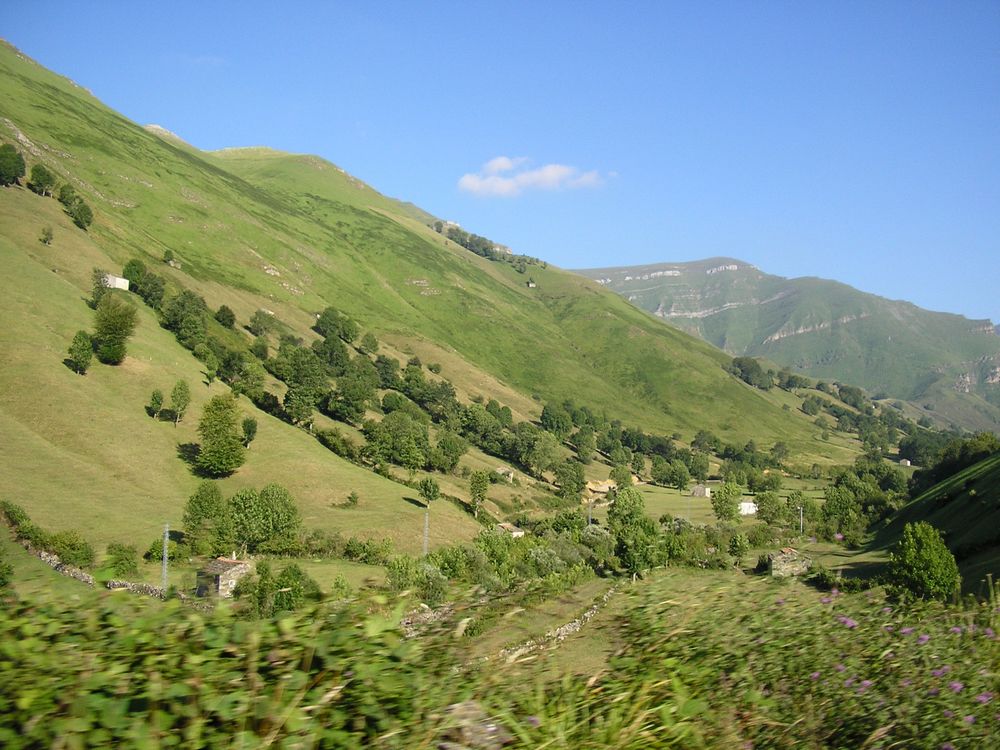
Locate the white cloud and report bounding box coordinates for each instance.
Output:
[458,156,604,197]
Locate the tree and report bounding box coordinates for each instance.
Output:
[610,464,633,488]
[555,459,586,501]
[0,144,25,186]
[66,330,92,374]
[242,417,258,448]
[90,268,110,308]
[39,226,53,245]
[183,481,233,555]
[214,305,236,328]
[728,532,750,567]
[106,542,140,578]
[887,521,961,600]
[148,389,164,418]
[65,196,94,230]
[359,331,379,354]
[711,483,741,524]
[196,393,246,477]
[248,309,275,337]
[754,491,786,526]
[170,379,190,425]
[540,403,573,439]
[418,477,440,556]
[469,470,489,519]
[28,163,56,196]
[229,484,301,554]
[607,487,659,577]
[93,293,137,365]
[688,451,710,482]
[193,343,219,384]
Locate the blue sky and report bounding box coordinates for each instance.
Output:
[6,2,1000,321]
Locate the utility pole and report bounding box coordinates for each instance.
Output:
[423,507,429,557]
[799,505,804,535]
[161,523,169,592]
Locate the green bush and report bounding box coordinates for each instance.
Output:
[887,521,961,600]
[106,543,139,578]
[47,531,95,569]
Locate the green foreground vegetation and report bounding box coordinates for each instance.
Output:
[1,40,999,748]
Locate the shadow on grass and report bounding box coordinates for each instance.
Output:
[62,358,84,374]
[177,442,201,471]
[402,496,425,509]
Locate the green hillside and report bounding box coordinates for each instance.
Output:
[874,452,1000,592]
[576,257,1000,432]
[0,41,858,558]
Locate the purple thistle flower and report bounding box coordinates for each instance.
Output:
[940,743,955,750]
[985,627,995,639]
[881,606,892,614]
[835,663,846,672]
[949,681,964,693]
[949,626,962,634]
[834,532,844,541]
[858,679,873,694]
[928,687,940,696]
[838,616,859,629]
[931,666,951,677]
[831,588,840,596]
[900,678,912,687]
[775,598,784,605]
[964,715,976,724]
[845,677,855,687]
[884,625,895,632]
[943,709,955,718]
[976,692,994,704]
[820,596,832,604]
[900,626,914,635]
[810,671,821,680]
[917,634,930,644]
[525,716,541,728]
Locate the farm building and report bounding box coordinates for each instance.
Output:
[691,484,711,498]
[497,522,526,539]
[196,557,252,598]
[739,501,758,516]
[899,459,911,467]
[103,273,130,291]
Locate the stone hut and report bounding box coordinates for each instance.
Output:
[691,484,711,498]
[768,547,811,578]
[196,557,252,598]
[899,458,911,467]
[494,466,515,483]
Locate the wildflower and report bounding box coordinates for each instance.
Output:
[940,743,955,750]
[900,678,912,688]
[883,625,895,632]
[837,615,858,629]
[845,677,855,687]
[775,598,785,606]
[831,588,840,596]
[949,626,962,634]
[820,596,832,604]
[976,692,993,704]
[928,688,940,696]
[525,716,541,728]
[881,606,892,614]
[858,679,873,694]
[949,681,964,693]
[931,666,951,677]
[900,626,914,635]
[810,671,821,680]
[835,663,846,672]
[985,627,995,639]
[943,710,955,718]
[834,532,844,541]
[917,634,930,644]
[964,715,976,724]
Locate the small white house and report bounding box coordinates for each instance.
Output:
[103,273,130,291]
[498,522,525,539]
[739,501,758,516]
[900,459,912,467]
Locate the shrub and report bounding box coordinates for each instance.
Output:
[887,521,961,600]
[47,531,95,569]
[106,543,139,578]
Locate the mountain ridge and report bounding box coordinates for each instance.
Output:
[576,258,1000,432]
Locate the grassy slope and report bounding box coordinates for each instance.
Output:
[0,42,855,559]
[873,452,1000,593]
[577,258,1000,432]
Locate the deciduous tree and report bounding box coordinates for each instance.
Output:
[196,393,246,477]
[67,330,92,374]
[93,293,137,365]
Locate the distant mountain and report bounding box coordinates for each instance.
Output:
[576,258,1000,432]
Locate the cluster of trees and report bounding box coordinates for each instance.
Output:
[179,481,302,557]
[908,431,1000,495]
[67,272,140,372]
[434,222,544,274]
[0,143,94,229]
